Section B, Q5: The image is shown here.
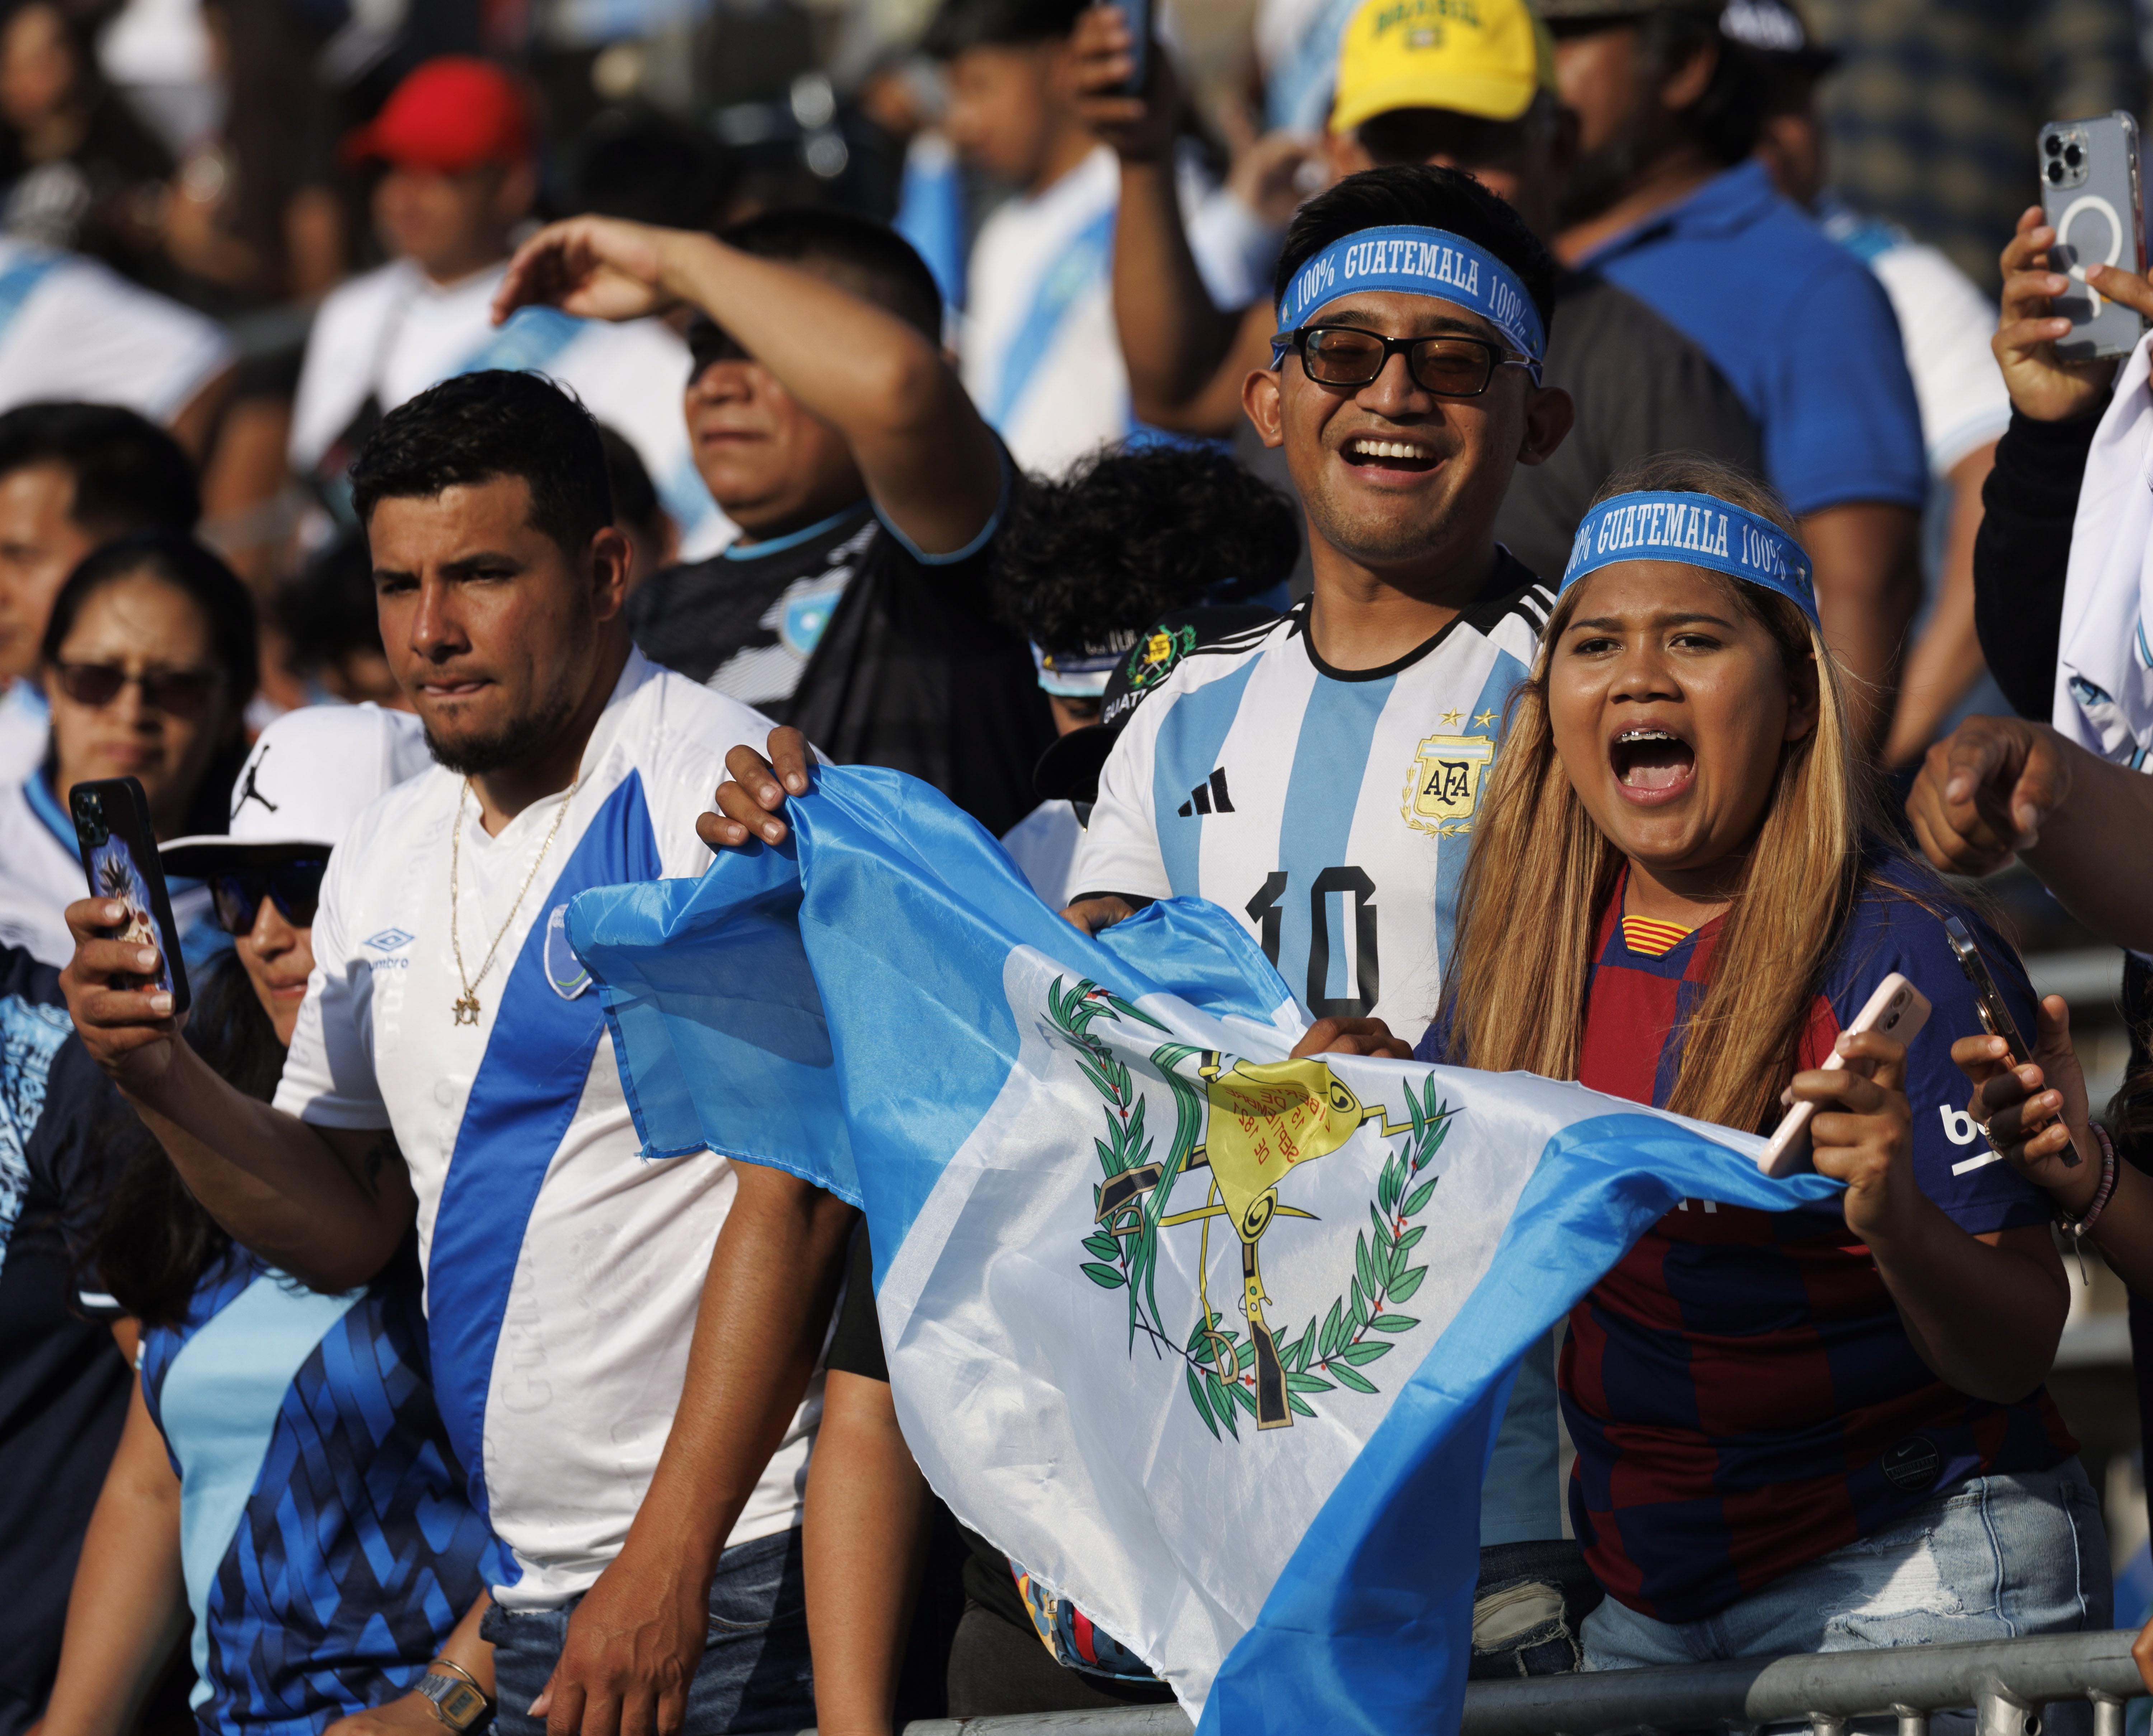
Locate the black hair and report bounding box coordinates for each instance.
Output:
[88,954,279,1328]
[0,401,199,538]
[1637,10,1766,165]
[995,446,1298,654]
[564,105,735,230]
[714,206,942,342]
[1273,164,1558,339]
[597,424,663,535]
[40,531,258,837]
[278,530,380,673]
[349,370,613,559]
[923,0,1088,57]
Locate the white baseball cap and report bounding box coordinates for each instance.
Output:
[160,702,433,875]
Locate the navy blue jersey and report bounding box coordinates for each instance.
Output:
[1562,868,2072,1622]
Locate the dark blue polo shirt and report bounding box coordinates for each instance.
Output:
[1577,159,1928,518]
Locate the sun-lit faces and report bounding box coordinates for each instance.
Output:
[1547,562,1818,887]
[367,477,627,775]
[1244,288,1560,573]
[44,571,236,837]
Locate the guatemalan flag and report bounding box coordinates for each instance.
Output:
[566,766,1840,1732]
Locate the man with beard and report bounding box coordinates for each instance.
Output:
[57,371,855,1736]
[1544,0,1924,753]
[709,165,1599,1678]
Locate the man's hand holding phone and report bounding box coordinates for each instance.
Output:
[60,896,187,1090]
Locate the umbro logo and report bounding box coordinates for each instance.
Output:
[363,928,414,953]
[1175,768,1236,818]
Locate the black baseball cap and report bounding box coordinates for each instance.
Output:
[1033,604,1279,805]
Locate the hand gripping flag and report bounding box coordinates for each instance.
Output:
[566,766,1841,1732]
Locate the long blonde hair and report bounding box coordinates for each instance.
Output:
[1439,457,1894,1135]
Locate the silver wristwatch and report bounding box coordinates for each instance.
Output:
[416,1661,492,1732]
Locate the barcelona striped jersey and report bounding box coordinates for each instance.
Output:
[1563,866,2074,1623]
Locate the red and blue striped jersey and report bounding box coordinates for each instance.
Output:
[1562,870,2075,1623]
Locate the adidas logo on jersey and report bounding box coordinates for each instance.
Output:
[1176,769,1237,817]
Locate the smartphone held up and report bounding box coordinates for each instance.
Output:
[2038,110,2147,360]
[70,774,191,1015]
[1758,974,1930,1178]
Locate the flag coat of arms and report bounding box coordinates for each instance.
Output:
[566,767,1841,1732]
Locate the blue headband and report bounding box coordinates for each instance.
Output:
[1273,225,1546,377]
[1032,637,1133,698]
[1560,491,1819,627]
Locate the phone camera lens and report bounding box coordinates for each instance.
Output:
[2046,135,2064,155]
[2049,160,2066,182]
[2066,142,2084,166]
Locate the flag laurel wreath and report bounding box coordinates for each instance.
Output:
[1047,977,1453,1440]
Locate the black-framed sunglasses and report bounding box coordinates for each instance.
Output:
[209,858,328,936]
[1272,325,1534,398]
[54,660,225,719]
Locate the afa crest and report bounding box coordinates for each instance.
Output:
[1402,732,1494,837]
[1048,978,1455,1441]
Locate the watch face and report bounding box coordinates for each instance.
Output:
[440,1683,488,1728]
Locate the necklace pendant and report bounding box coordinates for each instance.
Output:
[452,993,481,1026]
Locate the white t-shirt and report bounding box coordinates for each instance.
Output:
[1070,574,1561,1545]
[0,237,231,424]
[287,259,731,562]
[1823,203,2012,478]
[1000,797,1082,909]
[271,652,808,1609]
[961,146,1269,477]
[0,680,45,789]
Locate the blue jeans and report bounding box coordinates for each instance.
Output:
[1582,1459,2110,1734]
[482,1529,814,1736]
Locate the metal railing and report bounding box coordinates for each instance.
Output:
[852,1630,2147,1736]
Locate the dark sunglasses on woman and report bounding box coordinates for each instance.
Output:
[209,858,329,936]
[54,661,224,719]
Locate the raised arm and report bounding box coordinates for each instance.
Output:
[493,218,1002,558]
[1073,5,1249,433]
[58,897,414,1292]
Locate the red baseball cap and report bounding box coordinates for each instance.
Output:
[342,57,531,174]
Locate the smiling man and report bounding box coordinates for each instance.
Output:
[58,371,855,1736]
[707,161,1586,1680]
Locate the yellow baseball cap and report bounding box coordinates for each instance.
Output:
[1329,0,1558,137]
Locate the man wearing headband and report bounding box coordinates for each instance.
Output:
[1071,0,1764,585]
[1086,164,1590,1678]
[705,166,1583,1675]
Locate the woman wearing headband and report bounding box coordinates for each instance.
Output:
[1421,454,2105,1679]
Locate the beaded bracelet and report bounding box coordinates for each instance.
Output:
[2058,1122,2119,1245]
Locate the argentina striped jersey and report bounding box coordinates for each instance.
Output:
[1072,559,1550,1049]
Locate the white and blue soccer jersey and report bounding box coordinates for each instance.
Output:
[273,653,811,1610]
[1073,564,1550,1049]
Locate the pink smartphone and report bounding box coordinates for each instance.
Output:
[1757,973,1931,1179]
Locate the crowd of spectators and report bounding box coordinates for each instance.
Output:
[2,0,2153,1730]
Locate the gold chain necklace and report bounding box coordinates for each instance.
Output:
[449,775,579,1025]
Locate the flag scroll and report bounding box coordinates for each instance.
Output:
[566,766,1842,1733]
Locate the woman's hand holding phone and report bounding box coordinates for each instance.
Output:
[1996,205,2153,421]
[58,895,189,1092]
[1796,1030,1918,1242]
[1951,994,2103,1215]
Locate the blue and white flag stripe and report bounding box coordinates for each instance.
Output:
[568,766,1841,1730]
